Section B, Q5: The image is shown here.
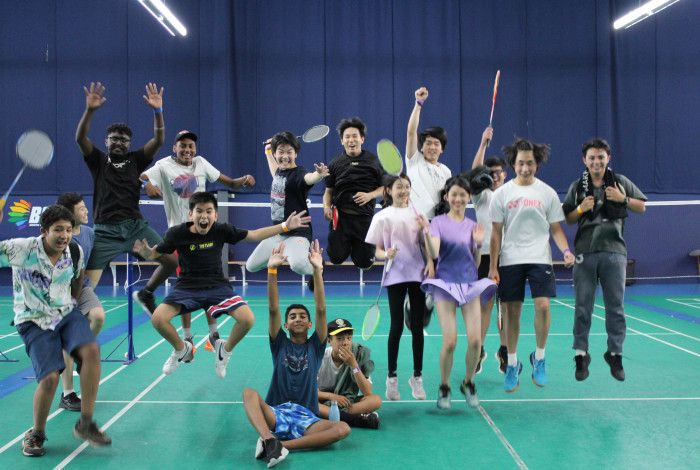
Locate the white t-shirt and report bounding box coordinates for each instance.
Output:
[405,150,452,219]
[144,156,221,227]
[317,348,342,391]
[471,188,494,255]
[489,178,564,266]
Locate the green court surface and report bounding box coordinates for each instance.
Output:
[0,285,699,469]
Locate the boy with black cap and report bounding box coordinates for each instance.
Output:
[317,318,381,428]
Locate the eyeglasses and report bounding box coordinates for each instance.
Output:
[108,136,131,144]
[490,170,504,177]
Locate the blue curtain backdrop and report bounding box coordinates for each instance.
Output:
[1,0,698,196]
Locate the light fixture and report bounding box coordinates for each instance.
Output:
[613,0,682,30]
[137,0,187,37]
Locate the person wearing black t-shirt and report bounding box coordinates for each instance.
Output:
[322,117,385,269]
[75,81,177,315]
[133,192,311,379]
[246,132,329,277]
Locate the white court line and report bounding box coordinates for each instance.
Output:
[53,315,232,468]
[600,302,700,343]
[0,309,207,455]
[552,300,700,357]
[667,298,700,310]
[477,405,528,469]
[0,332,18,340]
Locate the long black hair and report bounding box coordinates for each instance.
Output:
[432,175,471,216]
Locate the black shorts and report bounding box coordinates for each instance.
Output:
[498,264,556,302]
[478,254,491,279]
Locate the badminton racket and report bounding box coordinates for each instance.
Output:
[486,70,500,148]
[361,263,390,340]
[261,124,330,144]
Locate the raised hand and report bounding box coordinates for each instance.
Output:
[308,239,324,270]
[84,82,106,110]
[285,210,311,230]
[415,87,429,102]
[481,126,494,146]
[473,223,485,247]
[268,242,287,268]
[143,82,164,109]
[314,163,330,178]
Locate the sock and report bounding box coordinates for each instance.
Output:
[575,349,587,356]
[535,348,545,360]
[611,351,620,356]
[183,327,192,338]
[208,322,219,334]
[63,389,74,397]
[508,353,518,366]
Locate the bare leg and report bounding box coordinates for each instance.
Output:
[436,300,458,385]
[505,301,523,354]
[242,388,277,440]
[86,269,103,289]
[60,351,74,393]
[151,303,184,350]
[533,297,551,349]
[281,420,350,450]
[88,307,105,336]
[75,342,101,417]
[461,299,482,382]
[317,394,382,417]
[223,305,255,353]
[33,372,60,432]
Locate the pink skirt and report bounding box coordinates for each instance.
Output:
[421,278,497,307]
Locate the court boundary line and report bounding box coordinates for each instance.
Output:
[667,298,700,310]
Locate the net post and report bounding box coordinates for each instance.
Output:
[124,253,137,364]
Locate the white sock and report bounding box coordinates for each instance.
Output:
[535,348,545,360]
[183,327,192,338]
[610,351,621,356]
[208,323,219,334]
[507,353,518,366]
[575,349,587,356]
[63,389,74,396]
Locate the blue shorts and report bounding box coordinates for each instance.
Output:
[16,309,95,382]
[498,264,556,302]
[162,284,248,318]
[270,402,321,440]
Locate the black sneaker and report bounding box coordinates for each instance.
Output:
[73,419,112,447]
[603,351,625,381]
[475,347,486,375]
[22,429,46,457]
[254,437,265,460]
[496,345,508,374]
[574,353,591,381]
[357,412,380,429]
[59,392,81,411]
[262,437,288,468]
[133,290,156,316]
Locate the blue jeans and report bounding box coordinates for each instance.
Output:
[572,252,627,353]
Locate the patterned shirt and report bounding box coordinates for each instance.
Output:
[0,236,83,330]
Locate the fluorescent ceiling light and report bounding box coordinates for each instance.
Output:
[613,0,682,30]
[137,0,187,37]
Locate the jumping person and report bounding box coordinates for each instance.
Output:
[562,138,646,381]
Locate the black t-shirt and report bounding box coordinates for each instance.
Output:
[325,150,384,217]
[84,147,151,224]
[271,166,313,240]
[157,222,248,290]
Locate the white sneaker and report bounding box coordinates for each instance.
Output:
[385,376,400,400]
[214,339,232,378]
[162,341,194,375]
[408,375,426,400]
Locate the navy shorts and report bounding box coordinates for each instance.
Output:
[16,309,95,382]
[162,284,248,318]
[498,264,556,302]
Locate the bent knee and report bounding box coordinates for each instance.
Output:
[235,308,255,329]
[334,421,351,439]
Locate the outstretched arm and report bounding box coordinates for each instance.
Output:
[263,140,278,177]
[406,87,428,159]
[245,210,311,242]
[133,238,163,261]
[76,82,106,156]
[218,173,255,190]
[142,83,165,159]
[471,127,493,169]
[267,243,286,340]
[304,163,330,185]
[309,240,327,342]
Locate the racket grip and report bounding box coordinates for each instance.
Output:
[386,258,393,272]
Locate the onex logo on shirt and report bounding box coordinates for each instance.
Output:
[507,198,542,210]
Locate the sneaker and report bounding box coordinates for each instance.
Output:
[437,384,451,409]
[575,353,591,381]
[262,437,288,468]
[204,331,219,352]
[59,392,81,412]
[530,352,548,387]
[255,437,265,460]
[475,347,487,375]
[73,419,112,447]
[214,339,232,379]
[503,361,523,393]
[604,351,625,381]
[22,429,46,457]
[459,380,479,408]
[162,341,194,375]
[408,375,426,400]
[496,345,508,374]
[133,290,157,316]
[184,335,197,353]
[385,376,400,400]
[357,411,380,429]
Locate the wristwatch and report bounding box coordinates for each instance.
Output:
[351,367,361,375]
[623,196,629,207]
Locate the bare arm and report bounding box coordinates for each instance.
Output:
[245,211,311,242]
[71,269,84,301]
[406,87,428,159]
[218,173,255,190]
[264,141,278,177]
[304,163,330,185]
[132,238,163,261]
[323,187,334,220]
[417,215,439,259]
[75,82,106,156]
[489,221,504,283]
[550,222,575,267]
[309,240,327,342]
[471,127,494,169]
[141,83,165,159]
[267,243,286,340]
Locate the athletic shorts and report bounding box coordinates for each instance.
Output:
[87,219,163,270]
[270,402,321,440]
[478,254,491,279]
[498,263,556,302]
[78,286,102,315]
[162,284,248,318]
[16,309,95,382]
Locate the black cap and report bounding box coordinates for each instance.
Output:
[175,130,197,143]
[327,318,353,336]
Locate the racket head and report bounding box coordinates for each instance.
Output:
[16,130,54,169]
[301,125,330,143]
[376,139,403,176]
[361,303,380,340]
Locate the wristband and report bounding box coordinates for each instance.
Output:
[154,126,164,131]
[351,367,361,375]
[576,206,584,215]
[265,148,273,156]
[281,222,290,233]
[415,99,424,107]
[267,268,278,275]
[153,107,163,114]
